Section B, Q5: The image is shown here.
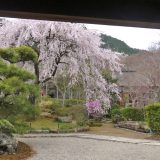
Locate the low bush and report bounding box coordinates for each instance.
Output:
[24,105,40,121]
[39,96,61,110]
[55,107,70,117]
[14,122,30,134]
[112,104,122,109]
[64,99,85,107]
[50,101,62,115]
[0,119,16,135]
[68,106,87,125]
[40,97,85,114]
[121,107,144,121]
[39,99,54,110]
[106,104,122,118]
[145,103,160,133]
[111,108,123,123]
[55,106,88,127]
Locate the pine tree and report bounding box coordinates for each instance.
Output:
[0,46,40,121]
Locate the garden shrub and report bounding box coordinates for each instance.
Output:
[145,103,160,133]
[112,104,122,109]
[55,107,70,117]
[0,119,16,135]
[39,96,60,109]
[64,99,85,107]
[121,107,144,121]
[14,122,30,134]
[40,97,85,114]
[106,104,122,118]
[111,108,123,123]
[24,105,40,121]
[86,100,104,119]
[68,106,87,125]
[55,106,87,126]
[39,98,54,110]
[50,99,63,115]
[38,96,62,115]
[39,96,87,125]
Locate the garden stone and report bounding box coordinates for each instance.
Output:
[57,116,72,123]
[0,133,17,155]
[40,112,53,118]
[7,144,16,154]
[77,126,90,132]
[30,129,50,134]
[49,129,58,133]
[115,121,149,133]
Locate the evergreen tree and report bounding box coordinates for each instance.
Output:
[0,46,40,121]
[101,34,140,55]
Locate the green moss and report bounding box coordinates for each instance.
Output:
[30,118,58,129]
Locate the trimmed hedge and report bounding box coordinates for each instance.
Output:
[111,107,144,123]
[121,107,144,121]
[145,103,160,133]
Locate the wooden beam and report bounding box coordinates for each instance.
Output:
[0,0,160,28]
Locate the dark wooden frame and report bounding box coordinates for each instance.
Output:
[0,0,160,28]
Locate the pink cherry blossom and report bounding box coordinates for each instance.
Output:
[0,18,122,109]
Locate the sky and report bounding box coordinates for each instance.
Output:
[85,24,160,50]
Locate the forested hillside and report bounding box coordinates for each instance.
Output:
[101,34,140,55]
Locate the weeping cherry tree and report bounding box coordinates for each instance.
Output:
[0,19,122,109]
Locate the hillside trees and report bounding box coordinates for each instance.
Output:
[0,46,39,120]
[0,19,122,108]
[101,34,140,55]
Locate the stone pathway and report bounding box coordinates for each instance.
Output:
[18,134,160,160]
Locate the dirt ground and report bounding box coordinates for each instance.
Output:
[88,122,152,140]
[0,142,34,160]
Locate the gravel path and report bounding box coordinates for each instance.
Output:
[20,135,160,160]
